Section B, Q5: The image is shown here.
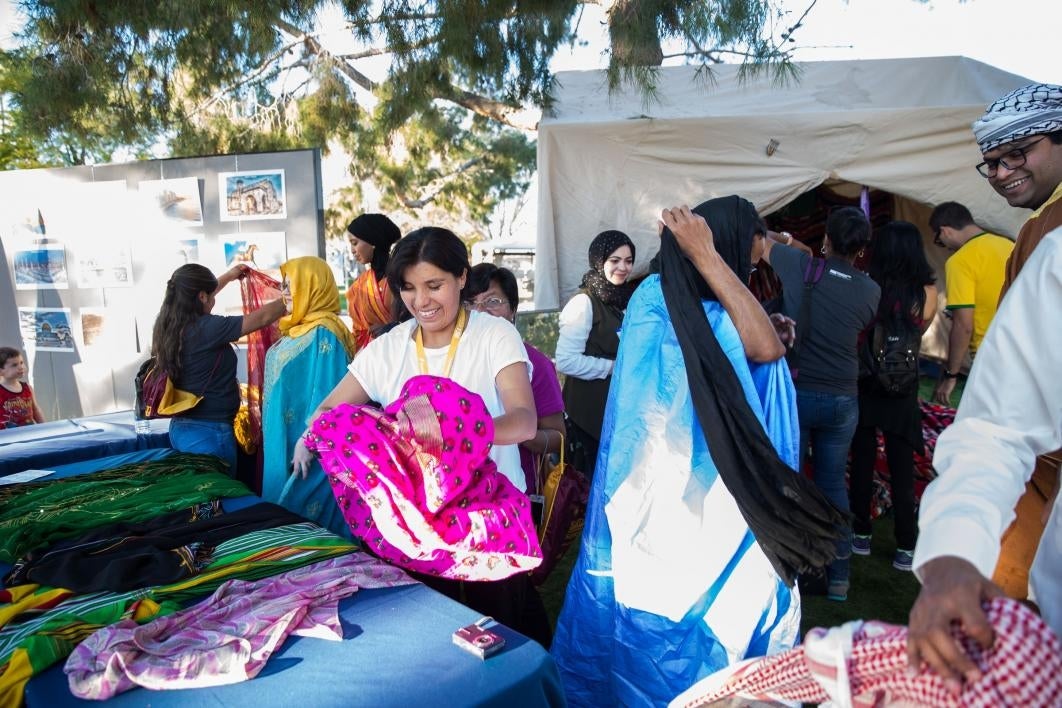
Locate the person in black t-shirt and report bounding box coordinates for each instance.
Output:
[151,263,286,470]
[760,206,880,602]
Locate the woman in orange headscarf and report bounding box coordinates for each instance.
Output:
[346,213,402,349]
[261,256,357,535]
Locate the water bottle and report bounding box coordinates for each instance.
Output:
[134,418,151,435]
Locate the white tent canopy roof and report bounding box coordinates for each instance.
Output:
[535,56,1031,308]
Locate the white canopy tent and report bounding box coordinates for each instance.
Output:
[535,56,1031,311]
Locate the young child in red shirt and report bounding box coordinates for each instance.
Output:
[0,347,45,428]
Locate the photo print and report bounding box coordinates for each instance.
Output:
[13,244,69,290]
[138,177,204,226]
[221,231,286,279]
[76,245,134,288]
[19,307,76,352]
[218,170,286,222]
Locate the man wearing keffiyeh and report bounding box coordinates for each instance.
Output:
[909,83,1062,694]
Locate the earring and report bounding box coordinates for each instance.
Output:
[857,249,865,259]
[820,243,827,255]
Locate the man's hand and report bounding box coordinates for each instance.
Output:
[907,556,1004,693]
[769,313,796,349]
[291,436,315,479]
[933,377,958,406]
[660,205,718,268]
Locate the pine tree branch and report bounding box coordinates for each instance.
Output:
[395,156,485,209]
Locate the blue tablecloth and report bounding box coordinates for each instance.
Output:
[9,449,566,707]
[0,412,170,477]
[26,584,564,707]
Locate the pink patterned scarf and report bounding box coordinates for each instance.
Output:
[306,375,542,581]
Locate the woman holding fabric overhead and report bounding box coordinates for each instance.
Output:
[555,230,637,477]
[291,227,552,646]
[760,206,879,602]
[261,256,357,536]
[346,213,402,350]
[552,199,845,707]
[152,263,286,471]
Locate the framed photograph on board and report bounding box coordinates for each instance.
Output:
[138,178,204,226]
[218,170,286,222]
[19,307,75,352]
[13,244,69,290]
[221,232,286,280]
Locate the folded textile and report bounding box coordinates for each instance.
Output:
[4,502,305,593]
[306,375,543,581]
[0,453,249,564]
[669,597,1062,708]
[0,522,356,707]
[65,553,414,699]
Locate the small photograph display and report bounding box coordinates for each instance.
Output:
[76,246,134,288]
[218,170,286,222]
[19,307,75,352]
[139,178,204,226]
[221,231,286,279]
[175,238,200,264]
[80,307,136,352]
[13,244,69,290]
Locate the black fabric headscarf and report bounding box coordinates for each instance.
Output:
[347,213,401,279]
[580,230,638,311]
[656,196,846,587]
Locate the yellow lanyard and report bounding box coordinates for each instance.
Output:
[415,307,468,378]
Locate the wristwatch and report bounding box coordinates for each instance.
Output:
[942,369,959,379]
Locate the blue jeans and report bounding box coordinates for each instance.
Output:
[796,390,858,590]
[168,417,237,473]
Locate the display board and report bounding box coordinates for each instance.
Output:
[0,149,324,421]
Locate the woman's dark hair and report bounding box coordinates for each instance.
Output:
[869,221,936,332]
[151,264,217,378]
[386,227,471,301]
[467,263,519,310]
[0,346,22,368]
[657,195,846,586]
[826,206,871,256]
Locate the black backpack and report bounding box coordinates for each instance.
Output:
[867,320,921,397]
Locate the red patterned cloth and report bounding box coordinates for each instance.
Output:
[858,400,956,521]
[670,597,1062,707]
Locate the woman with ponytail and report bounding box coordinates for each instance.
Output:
[152,263,286,470]
[552,198,845,707]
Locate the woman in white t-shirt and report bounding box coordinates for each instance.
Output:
[292,226,551,644]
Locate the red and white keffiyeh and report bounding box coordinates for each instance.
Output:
[670,597,1061,708]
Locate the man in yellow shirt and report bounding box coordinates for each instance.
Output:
[928,201,1013,405]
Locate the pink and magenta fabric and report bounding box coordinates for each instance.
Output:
[306,375,542,581]
[65,553,415,699]
[671,597,1061,707]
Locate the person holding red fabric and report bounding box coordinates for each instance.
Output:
[345,213,401,350]
[0,347,44,428]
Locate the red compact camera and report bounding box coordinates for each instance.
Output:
[452,617,506,659]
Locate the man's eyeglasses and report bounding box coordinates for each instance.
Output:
[465,297,508,311]
[975,136,1047,178]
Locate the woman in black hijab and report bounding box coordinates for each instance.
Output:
[553,197,845,706]
[555,230,638,477]
[345,213,402,350]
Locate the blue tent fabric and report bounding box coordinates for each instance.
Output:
[551,276,801,707]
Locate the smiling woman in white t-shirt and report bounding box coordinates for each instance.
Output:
[290,227,553,646]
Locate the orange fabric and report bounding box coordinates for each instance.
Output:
[992,457,1059,598]
[346,269,394,351]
